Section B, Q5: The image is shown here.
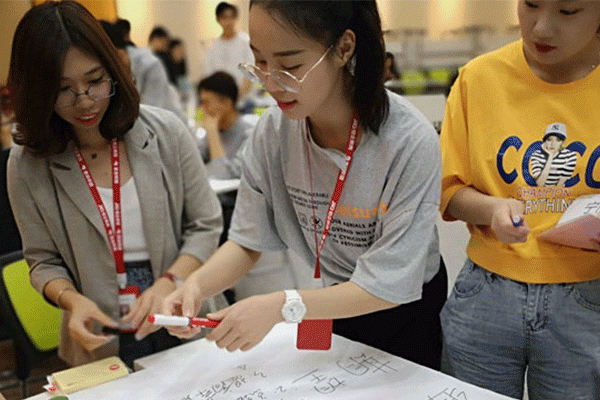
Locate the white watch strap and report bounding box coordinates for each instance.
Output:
[284,290,301,302]
[282,290,306,324]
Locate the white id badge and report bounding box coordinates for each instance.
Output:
[118,285,140,332]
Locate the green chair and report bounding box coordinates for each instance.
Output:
[0,250,62,397]
[399,69,427,95]
[428,67,453,85]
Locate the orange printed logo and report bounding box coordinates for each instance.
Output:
[335,202,388,220]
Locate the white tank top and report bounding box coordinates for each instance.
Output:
[97,178,151,262]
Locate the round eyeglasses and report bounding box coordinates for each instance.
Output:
[238,46,332,94]
[55,79,116,108]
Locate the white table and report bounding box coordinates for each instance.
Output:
[28,324,512,400]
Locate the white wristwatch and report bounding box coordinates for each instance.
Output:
[281,290,307,324]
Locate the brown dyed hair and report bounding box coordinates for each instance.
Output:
[8,0,139,156]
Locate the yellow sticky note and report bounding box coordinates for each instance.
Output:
[52,356,129,394]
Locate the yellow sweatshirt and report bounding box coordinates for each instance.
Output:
[441,40,600,284]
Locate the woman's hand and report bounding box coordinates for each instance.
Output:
[205,292,284,352]
[123,280,174,341]
[161,275,206,339]
[490,198,531,243]
[67,294,119,352]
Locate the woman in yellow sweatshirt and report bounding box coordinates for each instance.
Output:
[440,1,600,399]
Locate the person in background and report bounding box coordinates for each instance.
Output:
[100,20,132,73]
[7,1,224,367]
[148,26,175,82]
[164,0,446,370]
[148,26,170,54]
[0,87,13,149]
[0,86,22,256]
[197,72,252,180]
[384,52,400,82]
[204,2,255,103]
[440,0,600,398]
[120,23,185,121]
[168,38,188,88]
[115,18,134,47]
[196,71,253,268]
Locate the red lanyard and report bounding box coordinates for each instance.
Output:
[306,114,359,279]
[74,139,126,290]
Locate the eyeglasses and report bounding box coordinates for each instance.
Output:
[238,46,333,93]
[55,79,116,108]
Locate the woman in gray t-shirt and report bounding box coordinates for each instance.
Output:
[164,0,447,370]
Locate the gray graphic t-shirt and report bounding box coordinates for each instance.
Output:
[229,91,441,304]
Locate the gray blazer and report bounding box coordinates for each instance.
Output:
[7,105,223,365]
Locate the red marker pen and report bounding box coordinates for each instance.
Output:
[148,314,220,328]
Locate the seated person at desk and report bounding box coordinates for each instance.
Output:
[384,52,400,82]
[1,86,22,256]
[164,0,446,370]
[197,72,254,180]
[7,1,224,367]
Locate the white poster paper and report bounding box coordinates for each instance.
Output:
[66,324,512,400]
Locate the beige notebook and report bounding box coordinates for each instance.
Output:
[52,356,129,394]
[538,194,600,250]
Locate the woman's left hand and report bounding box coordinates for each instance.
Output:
[205,292,285,352]
[122,280,174,341]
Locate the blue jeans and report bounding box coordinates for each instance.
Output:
[441,259,600,400]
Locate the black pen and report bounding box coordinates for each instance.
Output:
[101,326,121,335]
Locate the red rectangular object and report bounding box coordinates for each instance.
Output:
[296,319,333,350]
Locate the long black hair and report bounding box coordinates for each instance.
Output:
[250,0,389,134]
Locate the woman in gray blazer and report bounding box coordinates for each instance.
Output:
[7,1,223,367]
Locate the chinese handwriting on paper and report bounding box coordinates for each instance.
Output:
[292,369,345,394]
[179,353,398,399]
[428,387,468,400]
[583,201,600,215]
[288,353,397,395]
[336,353,398,376]
[235,389,267,400]
[181,372,253,400]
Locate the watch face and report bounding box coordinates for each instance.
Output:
[284,300,306,323]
